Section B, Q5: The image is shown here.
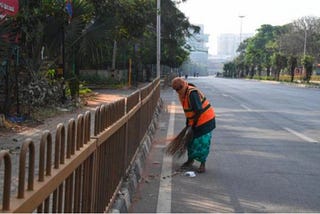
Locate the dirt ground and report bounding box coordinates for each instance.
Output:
[0,90,128,151]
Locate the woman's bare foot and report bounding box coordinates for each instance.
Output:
[181,159,194,169]
[197,162,206,173]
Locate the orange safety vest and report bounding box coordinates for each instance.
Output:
[180,86,215,127]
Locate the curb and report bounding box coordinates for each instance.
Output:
[110,98,163,213]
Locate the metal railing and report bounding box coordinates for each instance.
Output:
[0,78,161,213]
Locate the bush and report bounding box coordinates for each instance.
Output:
[79,73,126,88]
[20,76,64,107]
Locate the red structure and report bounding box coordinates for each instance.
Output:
[0,0,19,19]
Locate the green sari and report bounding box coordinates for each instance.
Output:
[187,132,212,163]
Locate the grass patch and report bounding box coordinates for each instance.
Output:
[29,107,62,122]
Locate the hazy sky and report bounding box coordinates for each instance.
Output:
[177,0,320,55]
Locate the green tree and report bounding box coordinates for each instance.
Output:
[1,0,202,115]
[0,19,14,61]
[243,25,280,78]
[229,15,320,83]
[235,38,250,77]
[278,16,320,78]
[161,0,199,68]
[288,55,298,82]
[301,54,314,82]
[0,17,16,114]
[223,62,236,78]
[271,53,287,81]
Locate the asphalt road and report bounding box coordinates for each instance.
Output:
[130,76,320,213]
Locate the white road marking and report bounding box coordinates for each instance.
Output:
[156,101,175,213]
[283,127,318,143]
[241,104,251,111]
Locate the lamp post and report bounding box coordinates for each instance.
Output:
[303,27,307,58]
[302,19,307,78]
[156,0,161,78]
[239,15,245,44]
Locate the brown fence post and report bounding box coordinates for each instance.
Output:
[67,118,76,158]
[54,123,66,169]
[0,79,160,213]
[18,139,35,199]
[0,150,12,211]
[39,130,53,182]
[94,106,100,135]
[65,118,76,213]
[84,111,91,143]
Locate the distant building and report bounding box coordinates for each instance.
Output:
[217,33,253,58]
[182,25,209,76]
[188,25,209,64]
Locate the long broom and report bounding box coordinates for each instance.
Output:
[165,126,194,158]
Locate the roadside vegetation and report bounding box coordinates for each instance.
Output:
[0,0,197,124]
[222,17,320,86]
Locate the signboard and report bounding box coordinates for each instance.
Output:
[0,0,19,19]
[0,0,20,44]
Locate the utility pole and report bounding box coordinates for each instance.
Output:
[302,19,307,78]
[303,28,307,58]
[239,15,245,44]
[156,0,161,78]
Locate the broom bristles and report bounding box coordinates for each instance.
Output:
[165,126,193,158]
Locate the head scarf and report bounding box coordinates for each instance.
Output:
[171,77,187,91]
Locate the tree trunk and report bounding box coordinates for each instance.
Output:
[290,68,295,82]
[112,40,117,70]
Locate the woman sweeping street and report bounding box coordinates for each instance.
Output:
[171,77,216,173]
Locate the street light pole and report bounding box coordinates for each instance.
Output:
[239,15,245,44]
[302,20,307,78]
[303,28,307,57]
[156,0,161,78]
